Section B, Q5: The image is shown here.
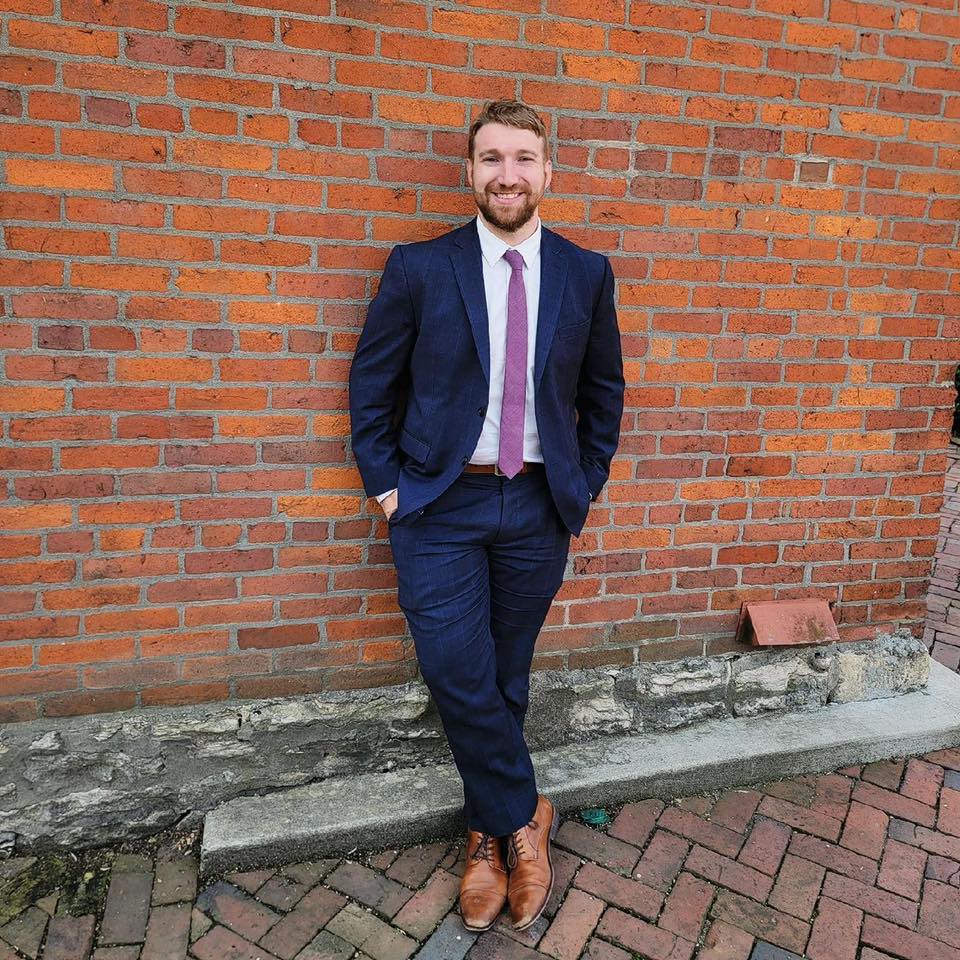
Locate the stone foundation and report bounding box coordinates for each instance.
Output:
[0,631,928,851]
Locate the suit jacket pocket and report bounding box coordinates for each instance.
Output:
[399,426,430,464]
[558,319,590,340]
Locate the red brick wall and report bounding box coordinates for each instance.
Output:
[1,0,958,722]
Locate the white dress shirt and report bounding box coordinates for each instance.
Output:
[471,214,543,465]
[376,215,543,505]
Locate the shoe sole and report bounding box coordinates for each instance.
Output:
[512,805,560,932]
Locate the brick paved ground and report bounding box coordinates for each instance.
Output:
[3,747,960,959]
[925,442,960,674]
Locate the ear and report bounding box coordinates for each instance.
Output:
[544,159,552,192]
[466,158,474,188]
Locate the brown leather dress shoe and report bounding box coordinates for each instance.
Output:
[459,829,508,931]
[506,794,559,930]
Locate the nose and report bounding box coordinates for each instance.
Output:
[499,158,520,185]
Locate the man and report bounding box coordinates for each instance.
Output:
[349,99,624,932]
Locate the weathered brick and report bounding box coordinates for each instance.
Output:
[390,868,459,940]
[99,868,153,945]
[710,891,809,956]
[767,855,825,920]
[838,801,888,860]
[325,903,416,960]
[257,884,347,959]
[634,830,690,892]
[738,818,792,876]
[194,881,280,941]
[141,903,190,960]
[595,907,694,960]
[41,915,96,960]
[574,860,663,919]
[539,888,605,960]
[878,838,927,900]
[325,861,413,918]
[555,821,639,874]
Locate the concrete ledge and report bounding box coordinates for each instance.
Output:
[200,659,960,875]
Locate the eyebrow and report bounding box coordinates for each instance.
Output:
[477,149,539,158]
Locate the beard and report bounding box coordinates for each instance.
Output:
[473,185,542,233]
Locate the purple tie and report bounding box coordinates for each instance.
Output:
[498,249,527,478]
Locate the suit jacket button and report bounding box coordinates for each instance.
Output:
[461,456,468,464]
[478,406,485,415]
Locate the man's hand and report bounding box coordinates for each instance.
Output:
[380,489,399,520]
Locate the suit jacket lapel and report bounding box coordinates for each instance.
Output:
[451,222,490,384]
[534,226,568,387]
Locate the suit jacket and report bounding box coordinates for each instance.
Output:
[348,219,624,536]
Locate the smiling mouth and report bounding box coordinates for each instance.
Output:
[492,191,525,202]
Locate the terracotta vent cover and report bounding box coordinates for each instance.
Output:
[735,599,840,647]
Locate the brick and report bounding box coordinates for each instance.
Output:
[325,862,413,918]
[658,806,744,857]
[141,903,190,960]
[539,888,604,960]
[596,908,694,960]
[325,903,416,960]
[190,925,280,960]
[99,868,154,944]
[902,759,944,807]
[787,833,878,884]
[685,845,772,901]
[768,855,825,920]
[258,884,347,959]
[710,891,809,956]
[917,878,960,948]
[608,798,663,846]
[390,868,458,940]
[659,871,715,942]
[852,781,937,828]
[698,919,754,959]
[757,795,842,842]
[710,789,762,834]
[0,906,47,957]
[554,821,639,874]
[635,829,690,892]
[413,914,476,960]
[255,874,309,911]
[878,839,927,900]
[862,914,960,960]
[738,818,792,875]
[839,801,888,860]
[582,941,632,960]
[41,915,95,960]
[194,881,280,941]
[821,872,918,928]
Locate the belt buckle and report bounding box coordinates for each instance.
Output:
[493,463,505,476]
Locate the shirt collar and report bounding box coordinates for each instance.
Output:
[476,215,542,269]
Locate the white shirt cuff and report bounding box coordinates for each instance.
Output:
[375,488,397,504]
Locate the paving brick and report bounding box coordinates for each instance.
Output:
[710,789,762,834]
[190,924,280,960]
[862,914,960,960]
[925,853,960,884]
[633,829,689,892]
[657,871,715,942]
[281,861,337,886]
[595,907,694,960]
[225,869,274,895]
[99,869,153,946]
[41,915,96,960]
[861,760,905,791]
[710,890,809,956]
[92,949,139,960]
[325,903,416,960]
[574,860,662,919]
[805,896,861,960]
[757,796,841,842]
[411,913,475,960]
[391,867,459,939]
[189,908,211,943]
[258,884,347,959]
[385,842,449,888]
[878,838,926,900]
[293,929,355,959]
[658,806,744,858]
[607,798,663,847]
[367,851,399,871]
[913,823,960,860]
[805,773,854,822]
[544,847,580,918]
[838,801,888,860]
[749,944,804,960]
[917,878,960,948]
[677,794,714,816]
[141,903,190,960]
[195,880,280,941]
[256,874,309,912]
[697,919,753,960]
[152,856,197,907]
[902,759,944,807]
[938,786,960,837]
[767,854,825,921]
[685,845,772,901]
[582,939,631,960]
[466,930,541,959]
[554,821,639,874]
[491,911,547,947]
[538,888,604,960]
[761,780,815,807]
[947,770,960,791]
[787,833,877,884]
[821,872,918,928]
[738,818,791,876]
[852,781,937,828]
[0,906,48,958]
[924,748,960,773]
[325,862,413,918]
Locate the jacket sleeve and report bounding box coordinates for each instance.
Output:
[576,256,625,501]
[348,245,418,498]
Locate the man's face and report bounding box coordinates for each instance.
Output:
[466,122,552,235]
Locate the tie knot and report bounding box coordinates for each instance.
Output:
[503,249,524,272]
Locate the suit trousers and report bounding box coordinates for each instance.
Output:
[388,468,571,837]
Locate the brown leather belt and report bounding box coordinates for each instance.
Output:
[462,462,544,476]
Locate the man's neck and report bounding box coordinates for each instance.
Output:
[476,212,540,247]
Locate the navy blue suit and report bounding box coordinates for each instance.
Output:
[349,219,624,835]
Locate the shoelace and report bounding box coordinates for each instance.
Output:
[507,819,537,869]
[471,832,496,865]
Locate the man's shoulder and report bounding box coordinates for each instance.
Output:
[544,226,609,275]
